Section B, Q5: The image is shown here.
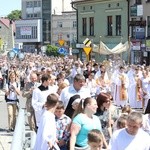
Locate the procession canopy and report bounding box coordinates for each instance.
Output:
[93,41,130,55]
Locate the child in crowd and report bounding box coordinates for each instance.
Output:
[34,94,60,150]
[55,101,71,150]
[116,114,128,130]
[121,105,132,114]
[88,129,105,150]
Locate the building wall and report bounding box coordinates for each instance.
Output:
[15,0,52,52]
[129,0,150,65]
[74,0,128,61]
[0,22,14,51]
[15,19,42,43]
[77,0,128,44]
[51,11,77,48]
[22,0,42,19]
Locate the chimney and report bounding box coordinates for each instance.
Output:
[62,0,64,12]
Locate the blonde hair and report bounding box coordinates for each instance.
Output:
[57,82,68,95]
[121,105,132,114]
[116,114,128,129]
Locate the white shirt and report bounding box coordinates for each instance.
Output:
[32,86,56,126]
[142,114,150,135]
[34,110,60,150]
[109,128,150,150]
[60,84,91,109]
[6,82,20,103]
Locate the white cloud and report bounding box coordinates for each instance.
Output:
[52,0,72,14]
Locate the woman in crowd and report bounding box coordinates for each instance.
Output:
[5,71,20,132]
[70,97,107,150]
[65,94,81,118]
[95,93,112,145]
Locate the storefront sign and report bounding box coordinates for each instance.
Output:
[137,5,143,16]
[135,27,145,39]
[130,5,143,16]
[129,21,146,26]
[130,6,137,16]
[21,26,32,35]
[131,41,141,50]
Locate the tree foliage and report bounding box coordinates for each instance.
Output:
[46,44,59,56]
[7,10,21,21]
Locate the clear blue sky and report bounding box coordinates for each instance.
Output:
[0,0,21,17]
[0,0,72,17]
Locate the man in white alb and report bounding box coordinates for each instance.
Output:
[109,111,150,150]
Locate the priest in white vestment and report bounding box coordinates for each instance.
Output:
[127,67,142,108]
[113,66,129,107]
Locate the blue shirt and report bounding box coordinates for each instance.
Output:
[73,113,102,147]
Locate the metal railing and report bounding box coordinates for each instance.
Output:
[11,108,36,150]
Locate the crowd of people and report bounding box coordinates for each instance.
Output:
[0,53,150,149]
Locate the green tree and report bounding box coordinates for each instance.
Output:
[46,44,59,56]
[7,10,21,21]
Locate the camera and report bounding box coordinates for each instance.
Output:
[9,85,14,92]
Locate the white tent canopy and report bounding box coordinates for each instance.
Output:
[93,41,130,55]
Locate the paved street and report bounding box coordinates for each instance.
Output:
[0,91,26,150]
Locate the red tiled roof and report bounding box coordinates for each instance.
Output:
[0,18,16,32]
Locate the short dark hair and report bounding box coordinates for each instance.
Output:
[46,93,59,107]
[100,64,105,68]
[119,66,125,70]
[41,67,45,71]
[93,63,98,67]
[41,74,50,83]
[74,74,85,82]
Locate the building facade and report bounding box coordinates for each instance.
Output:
[72,0,150,64]
[129,0,150,65]
[72,0,129,62]
[0,18,15,51]
[51,11,77,52]
[15,0,52,53]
